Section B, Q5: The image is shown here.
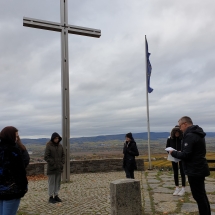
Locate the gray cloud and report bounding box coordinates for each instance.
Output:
[0,0,215,138]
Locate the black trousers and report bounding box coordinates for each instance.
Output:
[188,176,211,215]
[124,166,134,179]
[172,161,186,186]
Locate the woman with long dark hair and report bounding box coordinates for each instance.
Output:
[0,126,28,215]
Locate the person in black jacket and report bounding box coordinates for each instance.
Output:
[166,126,186,196]
[123,132,139,179]
[0,126,28,215]
[170,116,210,215]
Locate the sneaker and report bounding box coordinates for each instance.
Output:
[54,195,62,202]
[49,196,56,204]
[173,188,180,196]
[178,189,185,196]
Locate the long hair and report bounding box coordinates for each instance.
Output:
[0,126,18,146]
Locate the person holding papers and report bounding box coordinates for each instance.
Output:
[166,126,185,196]
[170,116,210,215]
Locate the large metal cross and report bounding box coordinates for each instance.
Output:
[23,0,101,182]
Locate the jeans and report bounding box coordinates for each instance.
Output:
[188,176,211,215]
[124,166,134,179]
[172,161,186,186]
[0,199,20,215]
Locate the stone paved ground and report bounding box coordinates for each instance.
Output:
[18,170,215,215]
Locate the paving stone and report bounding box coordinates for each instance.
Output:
[207,194,215,203]
[206,177,215,182]
[159,176,173,180]
[206,183,215,192]
[152,187,173,194]
[181,203,198,213]
[148,183,160,188]
[154,201,177,213]
[146,176,157,179]
[162,182,175,188]
[147,179,160,183]
[152,193,179,203]
[147,172,158,176]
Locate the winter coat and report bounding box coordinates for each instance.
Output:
[171,125,210,177]
[123,140,139,171]
[0,142,28,200]
[16,144,30,168]
[44,132,65,175]
[166,137,182,151]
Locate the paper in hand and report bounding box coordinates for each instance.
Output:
[165,147,181,163]
[165,147,176,152]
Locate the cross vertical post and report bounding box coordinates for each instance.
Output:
[60,0,70,182]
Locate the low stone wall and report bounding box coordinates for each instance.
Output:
[26,162,46,176]
[26,158,144,176]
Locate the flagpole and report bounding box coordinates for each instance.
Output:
[145,35,152,170]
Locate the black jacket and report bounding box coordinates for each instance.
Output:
[16,143,30,168]
[0,142,28,200]
[166,137,182,151]
[171,125,210,177]
[123,140,139,171]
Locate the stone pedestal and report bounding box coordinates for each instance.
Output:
[110,179,143,215]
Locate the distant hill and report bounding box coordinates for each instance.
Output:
[21,132,215,145]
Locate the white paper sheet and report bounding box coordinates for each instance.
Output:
[165,147,181,163]
[165,147,176,152]
[167,154,181,163]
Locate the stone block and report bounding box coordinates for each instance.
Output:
[110,179,143,215]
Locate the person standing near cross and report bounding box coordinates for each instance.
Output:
[23,0,101,182]
[44,132,65,204]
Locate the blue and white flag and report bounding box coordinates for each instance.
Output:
[145,38,153,93]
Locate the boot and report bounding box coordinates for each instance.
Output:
[49,196,56,204]
[54,195,62,202]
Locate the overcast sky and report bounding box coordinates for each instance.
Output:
[0,0,214,138]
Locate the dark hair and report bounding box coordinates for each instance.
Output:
[170,127,183,139]
[0,126,18,145]
[125,132,133,140]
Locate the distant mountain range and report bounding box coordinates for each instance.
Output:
[21,132,215,145]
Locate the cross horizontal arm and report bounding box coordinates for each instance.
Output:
[23,17,101,38]
[67,24,101,38]
[23,17,62,32]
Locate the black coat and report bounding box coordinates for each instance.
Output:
[166,137,182,151]
[16,144,30,168]
[123,140,139,171]
[0,143,28,200]
[171,125,210,177]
